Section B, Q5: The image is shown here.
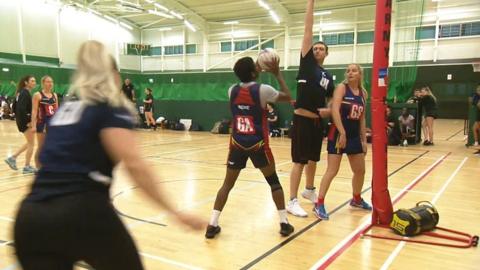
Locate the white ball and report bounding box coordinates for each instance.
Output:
[257,48,279,71]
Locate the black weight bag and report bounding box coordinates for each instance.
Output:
[390,201,439,236]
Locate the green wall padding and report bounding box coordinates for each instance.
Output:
[1,61,479,130]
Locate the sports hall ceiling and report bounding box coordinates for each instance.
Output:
[63,0,480,31]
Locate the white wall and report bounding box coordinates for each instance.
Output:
[437,38,480,61]
[22,0,58,57]
[1,0,479,72]
[59,6,90,66]
[0,0,140,69]
[137,0,480,71]
[0,1,21,54]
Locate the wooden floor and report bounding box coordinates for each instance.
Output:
[0,119,478,270]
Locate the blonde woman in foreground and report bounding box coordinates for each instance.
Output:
[14,40,205,270]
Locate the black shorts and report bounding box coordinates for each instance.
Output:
[227,144,274,170]
[14,191,144,270]
[425,111,438,119]
[144,107,152,113]
[16,119,29,133]
[291,114,324,164]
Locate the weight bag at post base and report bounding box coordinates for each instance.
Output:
[390,201,439,236]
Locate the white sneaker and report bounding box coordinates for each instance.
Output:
[286,198,308,217]
[301,188,317,203]
[474,142,479,147]
[403,140,408,147]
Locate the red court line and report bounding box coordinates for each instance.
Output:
[314,152,451,270]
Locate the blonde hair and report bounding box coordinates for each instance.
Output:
[422,86,437,102]
[41,75,53,91]
[343,63,366,92]
[68,40,136,115]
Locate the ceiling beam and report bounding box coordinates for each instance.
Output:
[140,18,168,29]
[157,0,207,31]
[268,0,291,24]
[118,13,148,18]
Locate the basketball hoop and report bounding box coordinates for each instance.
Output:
[473,62,480,72]
[135,44,144,56]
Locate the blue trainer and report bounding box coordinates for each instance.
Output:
[349,199,372,210]
[313,203,329,220]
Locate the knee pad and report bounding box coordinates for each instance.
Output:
[265,173,282,192]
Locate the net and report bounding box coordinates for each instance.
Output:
[389,0,426,102]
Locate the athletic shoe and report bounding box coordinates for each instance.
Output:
[301,188,317,203]
[349,198,373,210]
[279,222,294,236]
[286,198,308,217]
[4,157,17,170]
[426,141,434,146]
[205,225,221,239]
[403,140,408,147]
[313,203,329,220]
[474,142,479,147]
[423,140,429,145]
[22,166,36,174]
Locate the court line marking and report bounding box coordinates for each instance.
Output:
[0,174,33,182]
[379,156,468,270]
[114,179,260,229]
[0,132,436,268]
[309,152,450,270]
[0,235,202,270]
[113,149,327,228]
[0,264,17,270]
[146,144,226,157]
[139,252,204,270]
[112,155,306,229]
[239,150,429,269]
[0,216,14,222]
[0,185,29,194]
[445,128,464,141]
[137,137,213,149]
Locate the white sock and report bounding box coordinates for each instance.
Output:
[209,210,221,226]
[278,209,288,224]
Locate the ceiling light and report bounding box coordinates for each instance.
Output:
[314,10,332,16]
[269,10,280,24]
[120,22,133,30]
[88,8,101,16]
[154,3,169,12]
[104,15,117,23]
[224,21,239,25]
[258,0,270,10]
[169,10,183,19]
[158,27,172,31]
[148,9,174,19]
[184,20,196,32]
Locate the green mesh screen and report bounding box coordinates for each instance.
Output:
[390,0,426,102]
